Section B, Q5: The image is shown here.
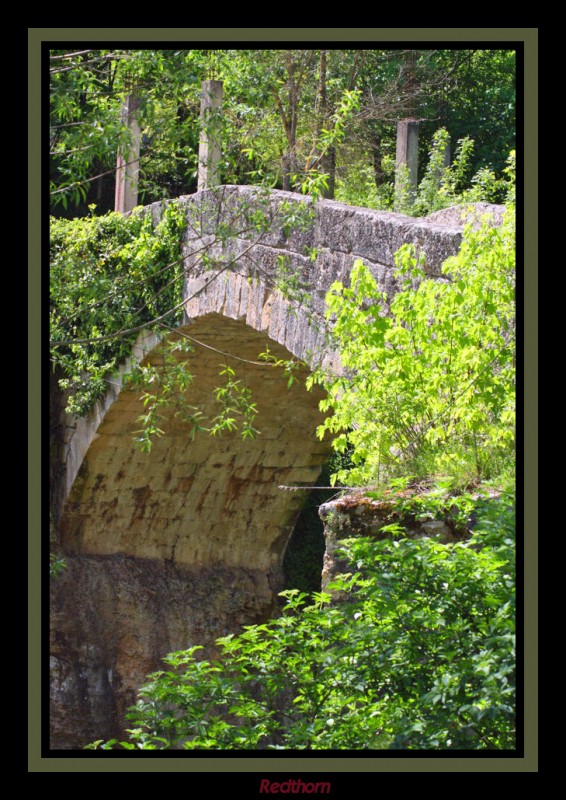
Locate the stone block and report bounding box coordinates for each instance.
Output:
[260,292,275,332]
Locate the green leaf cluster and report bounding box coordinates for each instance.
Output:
[337,131,515,215]
[49,553,67,578]
[122,336,205,453]
[307,204,515,487]
[50,49,206,211]
[411,131,515,215]
[209,364,259,440]
[85,490,515,750]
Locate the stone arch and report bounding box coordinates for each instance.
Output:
[184,270,335,369]
[52,308,332,748]
[59,310,332,572]
[50,186,489,747]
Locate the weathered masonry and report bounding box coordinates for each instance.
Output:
[50,186,501,748]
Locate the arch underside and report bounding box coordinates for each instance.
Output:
[52,313,332,747]
[60,312,331,570]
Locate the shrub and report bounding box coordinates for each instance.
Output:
[86,489,515,751]
[307,205,515,488]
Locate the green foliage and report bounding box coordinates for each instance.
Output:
[208,364,259,440]
[50,49,209,212]
[337,130,514,216]
[50,200,187,416]
[411,131,515,215]
[292,88,362,200]
[123,344,261,453]
[85,490,515,751]
[335,156,386,209]
[412,129,469,214]
[427,50,516,180]
[307,205,515,487]
[365,476,481,534]
[49,553,68,578]
[123,336,201,452]
[50,49,515,214]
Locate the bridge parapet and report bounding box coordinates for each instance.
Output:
[178,185,467,368]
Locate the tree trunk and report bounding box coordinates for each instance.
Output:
[282,51,299,190]
[371,133,384,189]
[316,50,335,199]
[321,146,336,199]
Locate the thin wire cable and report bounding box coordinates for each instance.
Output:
[158,322,296,369]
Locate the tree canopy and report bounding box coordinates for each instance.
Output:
[50,47,516,215]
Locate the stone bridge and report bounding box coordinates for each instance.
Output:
[50,185,489,748]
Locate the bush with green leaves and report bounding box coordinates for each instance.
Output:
[85,488,515,751]
[50,201,187,416]
[411,131,515,216]
[336,131,515,216]
[307,203,515,488]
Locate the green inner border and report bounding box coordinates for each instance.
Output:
[30,28,538,774]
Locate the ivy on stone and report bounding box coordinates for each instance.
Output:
[50,200,187,416]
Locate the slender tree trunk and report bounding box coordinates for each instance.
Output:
[371,131,384,188]
[283,51,299,190]
[321,146,336,199]
[274,50,315,191]
[316,50,335,199]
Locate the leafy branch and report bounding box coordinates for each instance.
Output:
[308,205,515,488]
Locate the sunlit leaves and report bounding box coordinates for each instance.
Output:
[308,205,515,487]
[208,364,259,440]
[50,201,186,416]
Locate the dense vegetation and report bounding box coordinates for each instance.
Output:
[87,488,515,751]
[50,48,515,214]
[309,198,516,489]
[49,47,517,750]
[50,201,187,416]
